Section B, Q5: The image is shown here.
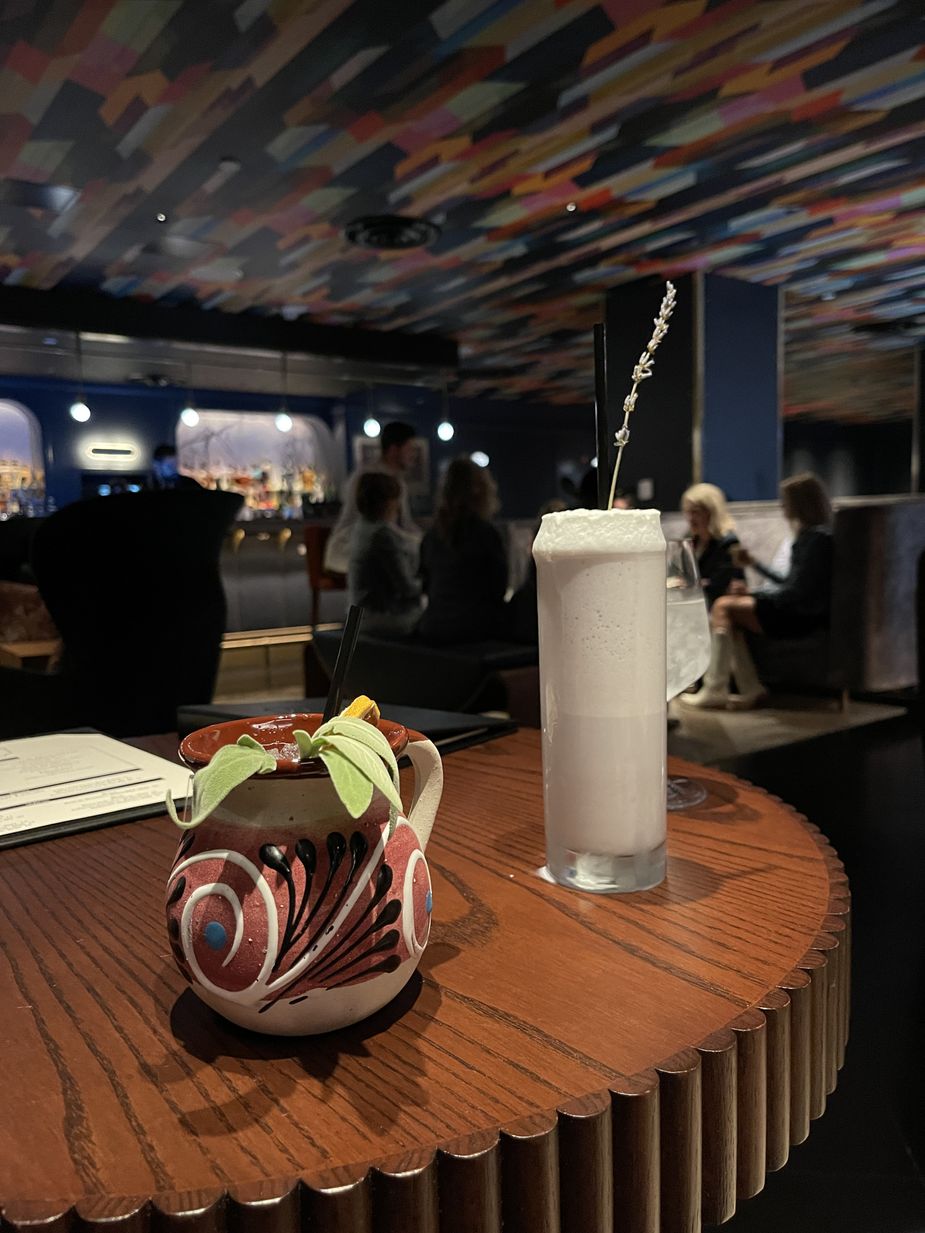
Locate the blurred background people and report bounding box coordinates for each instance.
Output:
[347,471,422,637]
[506,497,568,645]
[681,482,743,608]
[418,457,507,645]
[150,443,201,491]
[684,472,833,711]
[325,420,419,574]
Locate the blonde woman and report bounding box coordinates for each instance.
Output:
[683,473,834,711]
[681,482,743,609]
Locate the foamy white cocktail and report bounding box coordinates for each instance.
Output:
[533,508,667,892]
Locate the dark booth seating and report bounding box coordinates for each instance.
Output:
[0,489,242,740]
[306,631,539,724]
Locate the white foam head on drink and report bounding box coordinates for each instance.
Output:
[534,507,664,559]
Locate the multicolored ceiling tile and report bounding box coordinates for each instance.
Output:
[0,0,922,411]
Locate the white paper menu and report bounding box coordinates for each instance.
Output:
[0,733,191,845]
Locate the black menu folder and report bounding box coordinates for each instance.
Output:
[177,699,517,756]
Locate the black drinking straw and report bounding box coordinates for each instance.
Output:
[322,604,364,721]
[593,322,611,510]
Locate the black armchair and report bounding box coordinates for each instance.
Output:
[0,489,242,739]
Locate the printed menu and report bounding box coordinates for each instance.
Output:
[0,732,190,848]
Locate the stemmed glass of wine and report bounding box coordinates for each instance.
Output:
[666,539,712,810]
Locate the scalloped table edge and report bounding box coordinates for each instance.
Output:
[0,792,850,1233]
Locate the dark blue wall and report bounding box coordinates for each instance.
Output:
[605,272,780,508]
[1,373,593,519]
[447,397,595,519]
[702,274,780,501]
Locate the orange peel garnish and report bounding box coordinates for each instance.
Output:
[340,695,380,723]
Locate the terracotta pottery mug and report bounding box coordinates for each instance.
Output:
[165,713,443,1035]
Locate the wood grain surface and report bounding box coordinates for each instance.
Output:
[0,731,849,1232]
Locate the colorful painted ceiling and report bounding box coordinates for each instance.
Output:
[1,0,924,409]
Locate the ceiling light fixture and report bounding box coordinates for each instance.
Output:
[471,450,490,468]
[345,214,441,250]
[566,201,578,212]
[179,363,199,426]
[70,330,91,421]
[155,211,168,223]
[363,382,381,438]
[275,348,294,433]
[437,376,454,441]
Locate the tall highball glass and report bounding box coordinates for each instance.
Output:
[534,508,667,894]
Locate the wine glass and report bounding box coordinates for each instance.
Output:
[666,540,712,810]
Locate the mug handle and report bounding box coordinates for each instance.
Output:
[402,737,443,850]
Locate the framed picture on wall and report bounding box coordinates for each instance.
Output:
[351,435,431,497]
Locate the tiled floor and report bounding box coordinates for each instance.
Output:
[668,694,906,764]
[714,712,925,1231]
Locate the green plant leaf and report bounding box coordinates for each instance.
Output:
[166,744,276,830]
[321,734,403,814]
[292,728,323,760]
[319,718,400,788]
[319,746,374,819]
[236,733,265,751]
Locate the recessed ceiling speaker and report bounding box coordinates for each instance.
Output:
[345,214,440,250]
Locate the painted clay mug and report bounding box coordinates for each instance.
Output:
[164,712,442,1035]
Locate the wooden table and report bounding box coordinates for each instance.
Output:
[0,731,849,1233]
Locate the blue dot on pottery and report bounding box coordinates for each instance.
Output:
[425,890,433,914]
[203,921,227,950]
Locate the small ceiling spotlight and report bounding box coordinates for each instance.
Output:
[363,417,382,438]
[180,406,199,427]
[566,201,578,212]
[155,211,168,223]
[437,420,455,442]
[69,400,91,422]
[275,412,293,433]
[471,450,490,468]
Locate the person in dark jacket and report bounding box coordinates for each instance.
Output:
[683,473,833,711]
[418,458,507,645]
[347,471,422,637]
[151,443,202,490]
[681,482,744,608]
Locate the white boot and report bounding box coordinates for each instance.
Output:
[681,631,731,708]
[727,632,769,711]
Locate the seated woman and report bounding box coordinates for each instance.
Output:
[347,471,423,638]
[418,458,507,645]
[681,482,743,608]
[683,472,833,711]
